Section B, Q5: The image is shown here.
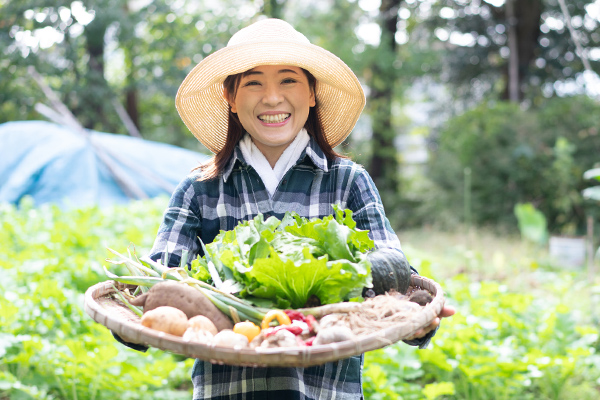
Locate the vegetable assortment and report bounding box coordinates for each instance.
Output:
[103,207,432,352]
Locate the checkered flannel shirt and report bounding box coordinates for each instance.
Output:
[148,137,433,400]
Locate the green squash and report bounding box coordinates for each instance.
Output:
[366,248,412,295]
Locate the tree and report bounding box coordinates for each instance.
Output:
[0,0,253,151]
[367,0,403,198]
[425,0,600,103]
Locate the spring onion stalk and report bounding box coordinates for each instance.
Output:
[139,255,170,275]
[111,284,143,317]
[200,289,261,325]
[106,248,160,277]
[105,250,267,325]
[104,266,165,287]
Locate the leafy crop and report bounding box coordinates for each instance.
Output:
[2,197,599,399]
[0,197,194,400]
[363,240,600,400]
[193,206,374,309]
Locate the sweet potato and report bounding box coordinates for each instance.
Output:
[130,281,233,331]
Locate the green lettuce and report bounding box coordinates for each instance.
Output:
[193,205,374,309]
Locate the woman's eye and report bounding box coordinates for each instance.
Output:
[243,81,260,87]
[282,78,297,84]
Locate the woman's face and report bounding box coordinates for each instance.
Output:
[226,65,315,165]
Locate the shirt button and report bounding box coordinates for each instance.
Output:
[282,180,287,185]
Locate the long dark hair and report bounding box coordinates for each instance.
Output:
[197,68,345,181]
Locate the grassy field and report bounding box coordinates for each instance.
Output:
[1,199,599,399]
[361,226,600,400]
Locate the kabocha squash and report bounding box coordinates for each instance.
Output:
[366,248,412,296]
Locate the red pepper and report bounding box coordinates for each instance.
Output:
[264,325,304,338]
[304,337,315,346]
[284,310,306,322]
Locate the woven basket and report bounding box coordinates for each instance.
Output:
[84,276,444,367]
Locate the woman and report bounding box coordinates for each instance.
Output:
[147,18,454,399]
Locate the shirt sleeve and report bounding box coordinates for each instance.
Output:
[148,175,203,268]
[345,166,436,349]
[345,166,403,251]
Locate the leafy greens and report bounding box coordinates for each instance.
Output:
[191,205,375,309]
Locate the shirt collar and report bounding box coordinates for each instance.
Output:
[222,135,329,182]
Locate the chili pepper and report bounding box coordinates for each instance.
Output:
[304,337,316,346]
[261,310,292,330]
[284,310,306,322]
[264,325,304,338]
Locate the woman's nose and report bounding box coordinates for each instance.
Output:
[262,84,284,106]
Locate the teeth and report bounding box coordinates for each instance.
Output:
[258,113,290,123]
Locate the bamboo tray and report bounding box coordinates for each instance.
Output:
[84,275,444,367]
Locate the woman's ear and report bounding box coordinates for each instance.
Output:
[309,87,316,108]
[223,89,237,113]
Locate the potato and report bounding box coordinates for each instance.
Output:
[130,281,233,332]
[188,315,218,336]
[212,329,249,348]
[141,306,188,336]
[182,326,214,344]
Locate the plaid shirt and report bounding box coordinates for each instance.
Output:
[149,137,429,400]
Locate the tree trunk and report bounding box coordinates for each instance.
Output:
[502,0,542,101]
[83,16,110,130]
[368,0,402,198]
[264,0,284,19]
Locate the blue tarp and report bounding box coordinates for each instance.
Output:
[0,120,209,208]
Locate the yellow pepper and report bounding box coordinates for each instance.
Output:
[233,321,261,342]
[261,310,292,330]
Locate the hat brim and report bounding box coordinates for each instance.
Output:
[176,41,365,154]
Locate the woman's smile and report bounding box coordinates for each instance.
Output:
[258,112,291,125]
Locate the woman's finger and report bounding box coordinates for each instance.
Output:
[439,305,456,318]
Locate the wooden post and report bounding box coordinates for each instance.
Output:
[588,215,596,281]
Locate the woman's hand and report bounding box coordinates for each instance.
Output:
[405,305,456,340]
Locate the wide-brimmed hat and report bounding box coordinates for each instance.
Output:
[175,18,365,154]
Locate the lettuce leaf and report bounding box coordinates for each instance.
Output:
[196,205,375,309]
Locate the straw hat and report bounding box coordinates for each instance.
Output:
[175,18,366,154]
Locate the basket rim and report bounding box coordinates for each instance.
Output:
[83,276,445,367]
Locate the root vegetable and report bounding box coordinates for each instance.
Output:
[212,329,249,348]
[318,314,346,329]
[409,290,433,306]
[188,315,218,336]
[182,327,214,344]
[260,329,298,348]
[141,306,188,336]
[313,326,355,346]
[130,280,233,331]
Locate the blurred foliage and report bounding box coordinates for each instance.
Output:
[425,95,600,234]
[2,0,600,232]
[0,196,198,399]
[0,0,250,152]
[424,0,600,103]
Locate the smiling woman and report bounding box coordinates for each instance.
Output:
[126,18,455,400]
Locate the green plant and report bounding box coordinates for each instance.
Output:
[0,197,194,400]
[427,96,600,234]
[514,202,548,245]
